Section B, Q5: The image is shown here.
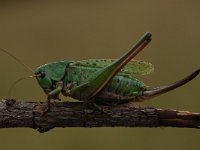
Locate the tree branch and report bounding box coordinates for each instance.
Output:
[0,99,199,133]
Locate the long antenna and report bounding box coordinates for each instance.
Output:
[0,47,34,73]
[7,75,35,98]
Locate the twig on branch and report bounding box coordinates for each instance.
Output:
[0,99,199,133]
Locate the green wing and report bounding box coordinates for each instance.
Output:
[73,59,154,76]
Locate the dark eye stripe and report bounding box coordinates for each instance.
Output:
[40,72,46,78]
[35,71,46,79]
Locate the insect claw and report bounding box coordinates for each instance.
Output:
[56,96,61,101]
[33,97,52,117]
[91,103,113,114]
[32,104,50,117]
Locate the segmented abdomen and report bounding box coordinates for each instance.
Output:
[94,75,146,101]
[102,75,145,97]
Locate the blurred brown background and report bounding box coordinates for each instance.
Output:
[0,1,199,150]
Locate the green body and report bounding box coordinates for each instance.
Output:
[34,32,199,105]
[0,32,198,112]
[35,32,153,103]
[35,59,151,102]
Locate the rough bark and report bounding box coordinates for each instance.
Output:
[0,99,199,133]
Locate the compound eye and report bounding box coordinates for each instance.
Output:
[40,71,46,78]
[35,71,46,78]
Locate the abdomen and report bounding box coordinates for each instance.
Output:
[94,75,146,102]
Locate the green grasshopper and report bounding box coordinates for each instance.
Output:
[1,32,199,113]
